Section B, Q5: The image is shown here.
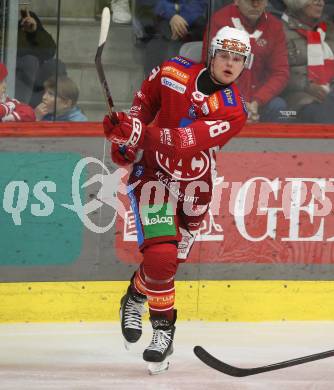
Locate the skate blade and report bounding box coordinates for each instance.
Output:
[123,338,131,351]
[147,360,169,375]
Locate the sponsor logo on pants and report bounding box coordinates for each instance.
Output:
[142,203,176,239]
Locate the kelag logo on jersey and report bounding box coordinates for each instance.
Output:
[221,87,237,107]
[170,56,193,68]
[155,152,209,181]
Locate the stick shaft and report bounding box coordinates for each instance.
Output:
[95,7,114,115]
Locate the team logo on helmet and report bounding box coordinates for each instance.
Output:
[218,38,248,56]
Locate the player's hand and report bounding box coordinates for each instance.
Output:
[169,15,189,40]
[306,82,328,102]
[111,143,137,166]
[103,112,146,148]
[34,102,49,121]
[0,101,16,118]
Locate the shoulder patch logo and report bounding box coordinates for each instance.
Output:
[208,93,219,112]
[161,77,186,94]
[161,66,190,84]
[221,87,237,107]
[170,56,193,68]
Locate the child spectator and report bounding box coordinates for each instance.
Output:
[281,0,334,123]
[0,63,35,122]
[202,0,289,122]
[35,76,87,122]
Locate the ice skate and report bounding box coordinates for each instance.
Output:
[143,310,177,375]
[120,286,147,350]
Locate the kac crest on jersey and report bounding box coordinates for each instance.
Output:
[156,152,209,181]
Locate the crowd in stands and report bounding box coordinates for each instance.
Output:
[126,0,334,124]
[0,6,87,123]
[1,1,334,123]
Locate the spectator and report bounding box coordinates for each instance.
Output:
[16,7,66,107]
[268,0,286,15]
[111,0,132,23]
[140,0,208,76]
[202,0,290,122]
[132,0,157,43]
[35,76,87,122]
[281,0,334,123]
[0,63,35,122]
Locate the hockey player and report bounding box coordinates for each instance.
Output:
[103,26,250,374]
[0,63,35,122]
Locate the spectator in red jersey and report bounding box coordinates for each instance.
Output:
[202,0,290,122]
[281,0,334,123]
[0,63,35,122]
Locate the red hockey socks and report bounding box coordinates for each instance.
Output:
[132,242,177,321]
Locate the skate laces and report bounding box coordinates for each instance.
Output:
[124,297,146,330]
[146,329,172,353]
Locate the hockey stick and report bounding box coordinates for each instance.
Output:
[95,7,114,116]
[193,345,334,377]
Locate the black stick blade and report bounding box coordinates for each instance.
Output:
[194,346,334,377]
[194,346,251,377]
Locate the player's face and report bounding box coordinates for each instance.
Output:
[0,79,6,101]
[210,50,245,85]
[234,0,267,25]
[42,88,71,113]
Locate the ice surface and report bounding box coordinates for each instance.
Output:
[0,321,334,389]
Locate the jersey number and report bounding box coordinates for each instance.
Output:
[206,121,230,138]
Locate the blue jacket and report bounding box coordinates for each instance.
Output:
[42,106,87,122]
[155,0,207,26]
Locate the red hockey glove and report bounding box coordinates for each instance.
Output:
[0,101,16,118]
[111,143,137,166]
[103,112,145,148]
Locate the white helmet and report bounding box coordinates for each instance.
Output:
[210,26,251,61]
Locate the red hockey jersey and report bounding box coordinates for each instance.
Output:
[0,97,35,122]
[129,56,247,207]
